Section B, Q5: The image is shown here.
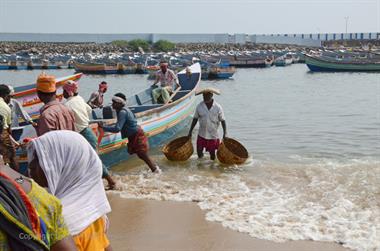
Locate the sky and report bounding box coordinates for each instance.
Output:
[0,0,379,34]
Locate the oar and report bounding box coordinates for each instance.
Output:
[165,86,181,105]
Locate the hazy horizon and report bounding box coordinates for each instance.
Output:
[0,0,379,34]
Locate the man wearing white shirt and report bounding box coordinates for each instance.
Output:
[63,80,116,189]
[188,88,227,160]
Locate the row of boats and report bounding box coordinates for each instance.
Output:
[2,49,380,74]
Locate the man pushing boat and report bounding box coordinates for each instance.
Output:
[98,93,162,173]
[188,88,227,160]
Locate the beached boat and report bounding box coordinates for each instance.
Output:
[305,54,380,72]
[14,64,201,170]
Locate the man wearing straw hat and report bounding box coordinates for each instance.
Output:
[35,73,75,136]
[188,88,227,160]
[151,60,180,104]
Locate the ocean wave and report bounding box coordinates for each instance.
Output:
[108,159,380,251]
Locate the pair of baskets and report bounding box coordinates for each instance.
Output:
[162,136,248,165]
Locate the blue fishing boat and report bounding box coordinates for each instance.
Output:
[0,64,9,70]
[14,63,202,170]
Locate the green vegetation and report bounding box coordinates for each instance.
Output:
[111,40,129,47]
[128,39,150,52]
[153,40,176,52]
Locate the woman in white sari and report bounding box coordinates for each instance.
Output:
[27,130,112,251]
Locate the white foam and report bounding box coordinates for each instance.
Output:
[108,160,380,251]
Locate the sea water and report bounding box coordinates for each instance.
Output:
[3,64,379,250]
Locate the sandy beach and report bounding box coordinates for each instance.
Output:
[107,194,349,251]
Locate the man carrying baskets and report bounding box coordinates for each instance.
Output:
[188,88,227,160]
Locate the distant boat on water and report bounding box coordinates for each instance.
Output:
[274,54,293,66]
[0,60,66,70]
[305,53,380,72]
[74,61,148,74]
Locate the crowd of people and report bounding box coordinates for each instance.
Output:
[0,61,227,250]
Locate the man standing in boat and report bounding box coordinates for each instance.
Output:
[7,85,37,127]
[98,93,161,173]
[88,81,108,109]
[35,73,75,136]
[188,88,227,160]
[63,80,117,190]
[151,61,180,104]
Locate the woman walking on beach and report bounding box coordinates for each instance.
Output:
[0,115,77,251]
[27,130,113,251]
[99,93,161,173]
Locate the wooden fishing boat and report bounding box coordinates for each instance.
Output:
[305,54,380,72]
[230,56,273,68]
[0,63,9,70]
[208,66,235,79]
[14,64,201,171]
[274,54,293,66]
[74,62,119,74]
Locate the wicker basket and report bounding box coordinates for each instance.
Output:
[217,137,248,165]
[162,136,194,161]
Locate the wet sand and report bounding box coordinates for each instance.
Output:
[107,194,349,251]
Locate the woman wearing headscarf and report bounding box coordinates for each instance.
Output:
[27,130,112,251]
[0,115,77,251]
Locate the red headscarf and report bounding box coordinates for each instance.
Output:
[99,81,108,92]
[63,80,79,97]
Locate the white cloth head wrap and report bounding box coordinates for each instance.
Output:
[112,96,126,105]
[27,130,111,235]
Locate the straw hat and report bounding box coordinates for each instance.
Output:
[195,87,221,96]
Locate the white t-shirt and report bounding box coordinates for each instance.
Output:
[64,95,92,132]
[194,101,225,140]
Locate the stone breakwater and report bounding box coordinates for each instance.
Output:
[0,41,308,55]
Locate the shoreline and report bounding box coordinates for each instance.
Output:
[107,194,349,251]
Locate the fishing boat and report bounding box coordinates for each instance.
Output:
[14,63,201,170]
[0,63,9,70]
[230,56,274,68]
[274,54,293,66]
[305,54,380,72]
[208,66,235,79]
[74,61,148,74]
[74,62,119,74]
